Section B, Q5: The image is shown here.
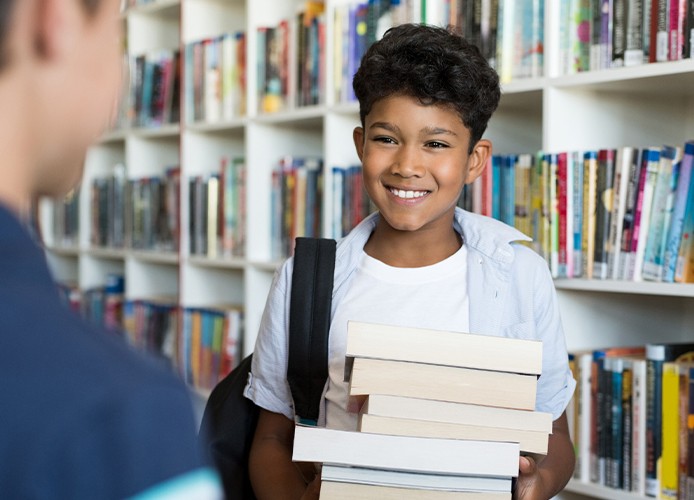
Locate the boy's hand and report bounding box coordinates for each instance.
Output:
[300,477,321,500]
[514,455,548,500]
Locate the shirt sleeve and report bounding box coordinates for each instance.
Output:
[530,253,577,420]
[243,258,295,421]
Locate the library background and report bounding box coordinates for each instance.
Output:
[37,0,694,499]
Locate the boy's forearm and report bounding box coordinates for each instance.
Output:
[249,436,307,500]
[536,416,575,498]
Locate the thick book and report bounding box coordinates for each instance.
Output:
[344,321,542,378]
[358,413,549,455]
[319,480,511,500]
[361,394,553,434]
[292,426,520,477]
[348,357,537,410]
[320,464,512,493]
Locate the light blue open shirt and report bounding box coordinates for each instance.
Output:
[244,207,577,425]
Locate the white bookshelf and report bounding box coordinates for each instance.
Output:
[40,2,694,498]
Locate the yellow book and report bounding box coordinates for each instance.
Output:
[660,362,681,500]
[582,151,598,279]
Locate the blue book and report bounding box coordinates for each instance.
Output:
[491,155,502,220]
[500,155,517,226]
[662,141,694,282]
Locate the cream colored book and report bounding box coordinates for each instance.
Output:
[358,413,548,455]
[349,357,537,410]
[320,480,511,500]
[344,321,542,381]
[362,394,553,434]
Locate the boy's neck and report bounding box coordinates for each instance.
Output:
[364,216,462,268]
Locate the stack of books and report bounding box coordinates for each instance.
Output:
[292,321,553,499]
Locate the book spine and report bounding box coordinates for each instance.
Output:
[583,151,599,279]
[594,149,616,279]
[642,145,679,281]
[623,363,634,491]
[573,151,585,277]
[613,0,628,66]
[630,148,661,281]
[625,0,645,65]
[646,349,664,497]
[661,362,680,500]
[665,141,694,282]
[678,364,691,499]
[632,359,648,495]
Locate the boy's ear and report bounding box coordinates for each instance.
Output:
[464,139,492,184]
[33,0,72,61]
[353,127,365,161]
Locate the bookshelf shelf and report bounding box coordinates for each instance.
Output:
[249,260,282,273]
[253,106,327,126]
[99,129,128,144]
[554,279,694,298]
[187,255,246,270]
[86,247,127,260]
[186,119,247,133]
[127,0,181,18]
[130,250,179,264]
[565,480,646,500]
[130,124,181,139]
[45,246,81,257]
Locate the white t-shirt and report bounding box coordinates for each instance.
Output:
[325,244,470,431]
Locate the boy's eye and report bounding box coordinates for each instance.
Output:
[373,136,397,144]
[426,141,448,148]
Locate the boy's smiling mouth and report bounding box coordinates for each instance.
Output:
[387,187,430,199]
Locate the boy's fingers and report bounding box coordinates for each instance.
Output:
[519,455,536,475]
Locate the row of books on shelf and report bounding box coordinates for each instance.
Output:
[464,141,694,283]
[53,159,372,260]
[331,165,374,239]
[189,157,246,258]
[560,0,694,75]
[271,156,324,258]
[567,342,694,499]
[257,1,326,113]
[90,165,180,252]
[51,188,80,248]
[57,274,125,332]
[185,32,247,124]
[57,277,244,392]
[293,321,548,499]
[115,50,181,130]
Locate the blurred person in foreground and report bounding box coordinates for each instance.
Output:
[0,1,222,498]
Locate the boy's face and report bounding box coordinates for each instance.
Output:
[32,0,122,197]
[353,94,490,234]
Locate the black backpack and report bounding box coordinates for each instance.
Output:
[199,237,336,500]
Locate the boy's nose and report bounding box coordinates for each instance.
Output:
[390,145,425,178]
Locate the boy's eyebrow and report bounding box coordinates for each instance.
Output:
[369,123,457,137]
[369,122,400,133]
[421,126,458,136]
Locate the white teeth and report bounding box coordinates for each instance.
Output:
[390,188,427,199]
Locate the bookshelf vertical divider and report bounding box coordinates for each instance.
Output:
[39,3,694,498]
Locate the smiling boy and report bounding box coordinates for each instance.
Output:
[245,24,576,500]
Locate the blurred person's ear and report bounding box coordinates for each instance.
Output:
[34,0,77,61]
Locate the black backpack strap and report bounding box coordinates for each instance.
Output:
[287,237,336,425]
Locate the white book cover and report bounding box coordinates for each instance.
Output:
[320,464,512,492]
[292,426,520,477]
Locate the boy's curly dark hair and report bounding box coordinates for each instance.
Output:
[353,23,501,152]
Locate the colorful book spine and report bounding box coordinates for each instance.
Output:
[642,145,680,281]
[665,141,694,282]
